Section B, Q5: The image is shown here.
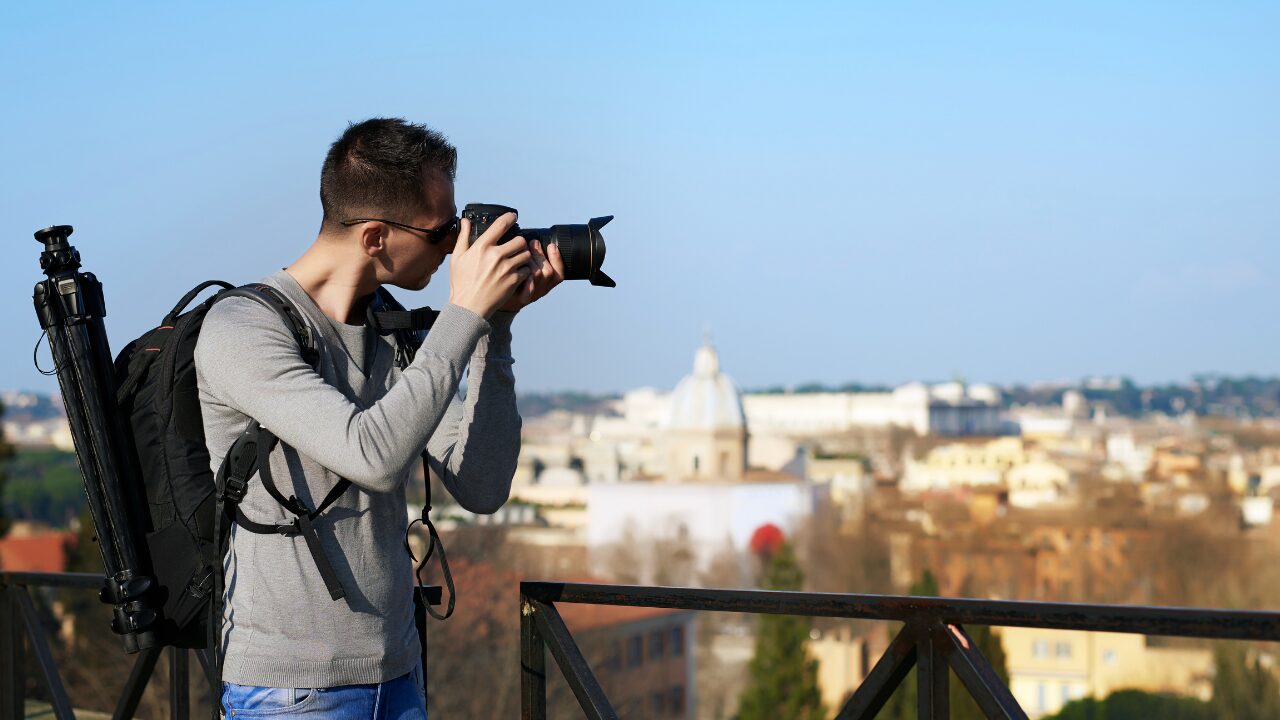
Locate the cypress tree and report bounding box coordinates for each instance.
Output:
[737,541,826,720]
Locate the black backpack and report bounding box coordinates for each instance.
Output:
[112,280,449,653]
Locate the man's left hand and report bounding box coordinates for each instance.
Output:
[498,238,565,313]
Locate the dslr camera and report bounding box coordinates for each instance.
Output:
[462,203,615,288]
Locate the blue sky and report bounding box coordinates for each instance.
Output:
[2,2,1277,394]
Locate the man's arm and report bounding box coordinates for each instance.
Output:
[195,298,490,492]
[423,221,563,512]
[426,311,520,514]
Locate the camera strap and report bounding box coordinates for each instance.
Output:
[369,290,456,625]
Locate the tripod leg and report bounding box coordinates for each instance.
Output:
[113,645,162,720]
[171,648,190,720]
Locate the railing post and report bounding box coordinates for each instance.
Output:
[917,622,949,720]
[1,583,26,720]
[520,594,547,720]
[170,647,190,720]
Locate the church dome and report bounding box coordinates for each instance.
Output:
[665,340,746,431]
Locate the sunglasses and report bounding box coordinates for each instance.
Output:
[341,216,460,245]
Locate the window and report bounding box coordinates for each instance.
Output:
[603,641,621,672]
[1061,684,1072,705]
[652,692,666,715]
[627,635,643,668]
[1103,649,1118,665]
[670,685,686,715]
[671,625,685,657]
[1037,683,1047,712]
[649,629,665,660]
[1032,640,1048,658]
[1055,641,1072,659]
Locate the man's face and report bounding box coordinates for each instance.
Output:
[378,168,458,291]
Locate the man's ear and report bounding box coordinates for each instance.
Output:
[359,222,387,257]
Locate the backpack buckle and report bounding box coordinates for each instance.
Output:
[217,424,260,504]
[274,519,302,536]
[222,473,249,504]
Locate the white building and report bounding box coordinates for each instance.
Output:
[586,480,825,576]
[584,339,827,577]
[743,382,1003,438]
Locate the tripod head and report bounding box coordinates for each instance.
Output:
[35,224,81,276]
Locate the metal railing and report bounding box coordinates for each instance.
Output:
[1,571,441,720]
[518,581,1280,720]
[1,571,194,720]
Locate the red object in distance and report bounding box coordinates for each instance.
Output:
[749,523,785,557]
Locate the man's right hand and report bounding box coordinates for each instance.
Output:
[448,212,533,318]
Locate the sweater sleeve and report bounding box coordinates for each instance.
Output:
[425,310,521,514]
[194,297,490,493]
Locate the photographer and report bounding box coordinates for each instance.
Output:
[194,118,562,718]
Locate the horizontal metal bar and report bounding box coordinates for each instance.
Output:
[520,582,1280,641]
[1,572,104,589]
[0,574,445,603]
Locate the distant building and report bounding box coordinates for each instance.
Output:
[586,480,825,579]
[1241,496,1274,527]
[663,340,748,482]
[1105,433,1153,481]
[2,417,74,451]
[743,381,1004,438]
[560,600,697,720]
[1001,627,1212,719]
[810,623,891,712]
[0,526,75,572]
[900,437,1069,506]
[591,340,828,579]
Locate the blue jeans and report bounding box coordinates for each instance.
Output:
[221,663,427,719]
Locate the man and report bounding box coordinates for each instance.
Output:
[195,117,561,718]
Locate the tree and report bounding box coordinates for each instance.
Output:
[737,541,825,720]
[1209,643,1280,719]
[1046,689,1209,720]
[0,398,14,539]
[882,570,1010,720]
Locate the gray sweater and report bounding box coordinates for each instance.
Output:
[194,270,519,688]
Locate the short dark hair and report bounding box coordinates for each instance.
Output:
[319,118,457,229]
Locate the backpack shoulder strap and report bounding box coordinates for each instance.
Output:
[213,284,320,367]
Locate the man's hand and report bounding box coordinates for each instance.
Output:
[449,213,533,318]
[498,238,566,313]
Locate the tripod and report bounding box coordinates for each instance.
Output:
[31,225,158,653]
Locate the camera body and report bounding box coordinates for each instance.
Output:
[462,203,616,288]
